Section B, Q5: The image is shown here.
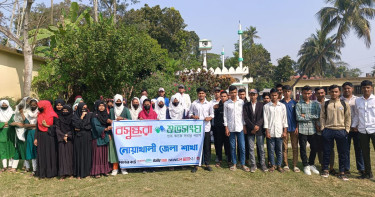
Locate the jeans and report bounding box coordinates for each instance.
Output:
[213,126,231,162]
[268,137,283,166]
[229,131,245,165]
[322,129,348,172]
[247,134,266,167]
[202,132,211,165]
[359,133,375,175]
[345,131,364,171]
[282,132,299,167]
[299,133,318,166]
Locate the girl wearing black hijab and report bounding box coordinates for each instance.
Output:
[55,105,74,180]
[91,100,111,178]
[54,99,66,117]
[72,102,92,179]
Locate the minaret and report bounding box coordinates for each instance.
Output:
[203,50,207,69]
[221,47,225,69]
[238,21,243,70]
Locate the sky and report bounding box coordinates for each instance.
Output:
[27,0,375,75]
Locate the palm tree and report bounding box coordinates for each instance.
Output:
[243,26,260,46]
[297,30,341,78]
[292,0,375,87]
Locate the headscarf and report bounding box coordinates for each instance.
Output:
[25,99,38,124]
[74,95,82,101]
[138,102,158,120]
[73,103,79,112]
[0,100,14,122]
[139,95,147,106]
[72,102,92,130]
[37,100,58,132]
[169,94,184,120]
[155,97,167,120]
[54,99,66,117]
[94,100,109,126]
[14,97,28,141]
[114,94,124,119]
[59,104,73,134]
[129,97,142,120]
[73,98,83,108]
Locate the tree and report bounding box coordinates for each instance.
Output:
[297,30,341,77]
[292,0,375,87]
[205,53,222,69]
[325,61,362,78]
[243,26,260,47]
[274,55,296,83]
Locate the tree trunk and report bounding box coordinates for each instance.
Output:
[113,0,116,24]
[94,0,98,22]
[50,0,53,24]
[6,0,18,47]
[22,0,34,97]
[16,0,27,38]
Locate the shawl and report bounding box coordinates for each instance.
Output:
[155,97,167,120]
[114,94,124,119]
[37,100,58,132]
[169,94,184,120]
[129,97,142,120]
[0,100,14,122]
[138,104,157,120]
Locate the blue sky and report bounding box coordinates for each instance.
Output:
[33,0,375,74]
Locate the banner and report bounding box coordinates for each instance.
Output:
[112,119,205,169]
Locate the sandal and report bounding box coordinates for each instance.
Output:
[241,165,250,172]
[230,165,237,171]
[215,162,221,168]
[0,168,6,173]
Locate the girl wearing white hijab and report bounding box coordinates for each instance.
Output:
[155,97,169,120]
[108,94,132,176]
[24,99,38,173]
[0,100,15,172]
[139,95,147,106]
[129,97,142,120]
[169,94,185,120]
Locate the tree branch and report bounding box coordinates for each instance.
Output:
[0,25,23,47]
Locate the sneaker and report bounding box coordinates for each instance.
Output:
[321,170,329,178]
[241,165,250,172]
[310,165,320,175]
[261,165,269,172]
[358,173,374,180]
[277,166,284,173]
[304,166,311,175]
[338,174,349,181]
[283,166,290,172]
[293,166,300,173]
[230,165,237,171]
[111,170,118,176]
[250,166,256,173]
[121,169,128,175]
[191,167,198,173]
[206,166,213,172]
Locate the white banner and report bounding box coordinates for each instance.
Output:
[112,119,205,168]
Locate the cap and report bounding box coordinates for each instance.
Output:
[178,84,185,89]
[158,88,165,92]
[214,87,221,92]
[249,89,258,94]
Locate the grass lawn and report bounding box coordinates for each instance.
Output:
[1,144,375,197]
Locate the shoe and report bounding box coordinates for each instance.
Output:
[206,166,213,172]
[241,165,250,172]
[359,170,365,176]
[304,166,311,175]
[191,167,198,173]
[283,166,290,172]
[329,169,337,175]
[338,174,349,181]
[215,162,221,168]
[277,166,284,173]
[261,165,269,172]
[268,166,275,172]
[321,170,329,178]
[344,170,351,175]
[358,173,374,180]
[293,166,300,173]
[111,170,118,176]
[121,169,128,175]
[250,166,256,173]
[230,165,237,171]
[310,165,320,175]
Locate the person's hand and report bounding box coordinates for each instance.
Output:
[34,139,37,146]
[213,104,219,109]
[81,112,87,119]
[243,127,247,135]
[294,127,299,135]
[192,115,199,120]
[107,126,112,130]
[107,119,112,124]
[251,129,257,135]
[139,117,143,120]
[116,117,123,121]
[75,128,80,132]
[225,128,230,137]
[204,117,212,121]
[64,136,68,143]
[3,122,8,128]
[254,125,260,131]
[109,135,112,141]
[351,127,359,132]
[301,114,305,118]
[282,132,287,138]
[42,120,50,128]
[265,130,271,139]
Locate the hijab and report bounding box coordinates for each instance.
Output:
[37,100,58,132]
[0,100,14,123]
[25,99,38,124]
[73,103,79,112]
[73,98,83,109]
[139,95,147,106]
[94,100,109,126]
[138,102,158,120]
[73,102,92,130]
[14,97,28,141]
[155,97,167,120]
[59,104,73,134]
[114,94,124,119]
[169,94,184,120]
[54,99,66,117]
[129,97,142,120]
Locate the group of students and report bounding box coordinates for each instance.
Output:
[0,81,375,181]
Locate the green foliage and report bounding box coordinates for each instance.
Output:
[206,53,222,69]
[274,56,296,83]
[324,62,362,78]
[32,22,168,104]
